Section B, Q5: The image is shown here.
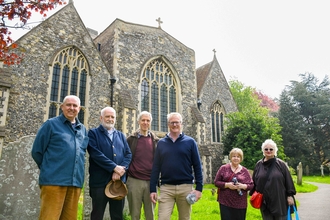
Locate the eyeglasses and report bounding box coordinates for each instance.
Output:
[264,148,274,152]
[169,121,181,126]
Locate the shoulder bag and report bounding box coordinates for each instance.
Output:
[250,159,276,209]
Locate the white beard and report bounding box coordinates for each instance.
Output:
[102,121,115,130]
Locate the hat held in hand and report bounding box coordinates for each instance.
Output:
[105,180,128,200]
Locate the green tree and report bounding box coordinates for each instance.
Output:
[223,80,284,169]
[278,72,330,174]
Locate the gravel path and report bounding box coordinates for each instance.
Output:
[294,182,330,220]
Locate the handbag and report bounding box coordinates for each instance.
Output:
[250,191,263,209]
[287,205,299,220]
[250,159,276,209]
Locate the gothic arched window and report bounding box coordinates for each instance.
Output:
[48,47,89,123]
[211,101,225,143]
[140,59,177,132]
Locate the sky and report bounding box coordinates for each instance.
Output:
[11,0,330,99]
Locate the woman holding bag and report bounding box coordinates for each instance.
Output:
[214,148,254,220]
[250,139,296,220]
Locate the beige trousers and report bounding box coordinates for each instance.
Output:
[158,184,193,220]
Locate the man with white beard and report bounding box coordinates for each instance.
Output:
[87,107,132,220]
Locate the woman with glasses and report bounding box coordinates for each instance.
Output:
[214,148,254,220]
[250,139,296,220]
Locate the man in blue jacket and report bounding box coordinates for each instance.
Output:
[31,95,89,220]
[150,112,203,220]
[88,107,132,220]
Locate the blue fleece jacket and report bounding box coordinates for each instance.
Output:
[150,133,203,193]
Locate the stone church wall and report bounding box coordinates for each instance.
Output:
[198,59,238,179]
[94,20,198,137]
[0,4,113,219]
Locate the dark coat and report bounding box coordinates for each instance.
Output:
[251,157,296,217]
[87,125,132,187]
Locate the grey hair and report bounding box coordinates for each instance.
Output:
[101,107,116,117]
[261,139,278,156]
[138,111,152,122]
[167,112,182,123]
[62,95,81,106]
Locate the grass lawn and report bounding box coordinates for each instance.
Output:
[78,175,330,219]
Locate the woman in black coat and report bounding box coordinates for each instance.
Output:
[251,139,296,220]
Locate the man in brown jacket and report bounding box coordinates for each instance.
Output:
[126,111,159,220]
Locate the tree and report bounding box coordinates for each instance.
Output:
[278,72,330,174]
[0,0,65,65]
[223,80,284,169]
[254,90,279,112]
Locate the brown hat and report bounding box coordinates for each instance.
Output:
[105,180,128,200]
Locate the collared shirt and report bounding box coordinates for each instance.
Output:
[138,131,151,138]
[107,128,115,141]
[167,132,183,142]
[31,114,89,187]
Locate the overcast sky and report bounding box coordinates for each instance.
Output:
[11,0,330,99]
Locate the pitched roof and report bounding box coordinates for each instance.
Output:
[196,59,214,96]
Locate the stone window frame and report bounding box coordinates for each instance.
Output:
[45,46,90,124]
[211,100,225,143]
[139,56,182,132]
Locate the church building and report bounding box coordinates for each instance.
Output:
[0,2,237,219]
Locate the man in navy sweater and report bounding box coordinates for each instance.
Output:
[150,112,203,220]
[88,107,132,220]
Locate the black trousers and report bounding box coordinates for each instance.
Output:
[90,187,125,220]
[220,203,247,220]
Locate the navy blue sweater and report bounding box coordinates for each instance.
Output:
[150,133,203,193]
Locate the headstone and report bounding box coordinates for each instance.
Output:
[222,155,229,164]
[305,165,309,176]
[320,165,324,177]
[297,162,303,185]
[0,136,39,219]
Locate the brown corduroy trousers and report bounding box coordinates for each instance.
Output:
[38,185,81,220]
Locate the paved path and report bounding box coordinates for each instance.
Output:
[294,182,330,220]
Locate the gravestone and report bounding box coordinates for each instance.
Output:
[320,165,324,177]
[297,162,303,185]
[305,165,309,176]
[0,136,39,220]
[222,155,229,164]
